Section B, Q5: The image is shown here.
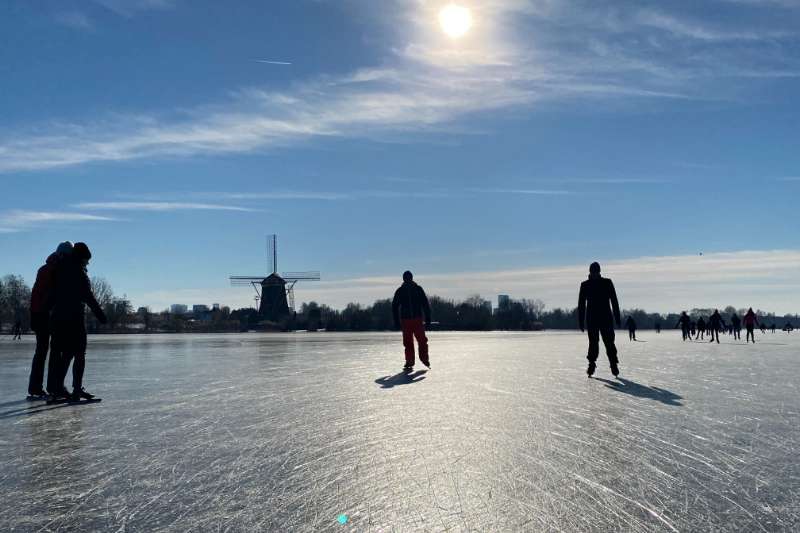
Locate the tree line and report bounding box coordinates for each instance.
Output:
[2,273,797,334]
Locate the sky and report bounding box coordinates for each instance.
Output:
[1,0,799,314]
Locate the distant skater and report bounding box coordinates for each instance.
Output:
[690,320,696,339]
[696,317,706,340]
[708,309,725,344]
[771,323,776,333]
[392,271,431,372]
[28,242,73,399]
[12,319,23,340]
[655,322,661,334]
[730,313,741,340]
[625,316,637,341]
[785,322,794,334]
[743,308,759,343]
[676,312,692,341]
[578,262,621,377]
[50,242,107,402]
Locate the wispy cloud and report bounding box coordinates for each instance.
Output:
[73,202,257,212]
[254,60,292,66]
[92,0,175,17]
[54,11,94,31]
[1,0,798,173]
[0,210,115,233]
[471,188,572,195]
[212,191,350,201]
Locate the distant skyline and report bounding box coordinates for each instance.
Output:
[1,1,799,313]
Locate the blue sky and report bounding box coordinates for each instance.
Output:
[1,0,799,313]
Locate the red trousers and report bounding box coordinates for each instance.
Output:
[401,318,429,366]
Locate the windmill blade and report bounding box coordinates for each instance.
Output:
[230,276,266,286]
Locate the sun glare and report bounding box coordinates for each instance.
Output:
[439,4,473,39]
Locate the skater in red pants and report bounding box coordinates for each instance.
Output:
[392,271,432,372]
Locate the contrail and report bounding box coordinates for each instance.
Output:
[254,59,292,65]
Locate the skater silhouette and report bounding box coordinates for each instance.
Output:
[578,262,621,377]
[696,317,706,340]
[50,242,107,402]
[655,322,661,334]
[743,308,759,343]
[392,271,431,372]
[28,242,73,398]
[12,319,23,340]
[708,309,725,343]
[625,316,637,341]
[675,312,692,341]
[730,313,741,340]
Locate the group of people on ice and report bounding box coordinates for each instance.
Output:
[674,308,784,344]
[26,241,107,402]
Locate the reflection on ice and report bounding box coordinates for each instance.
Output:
[1,331,799,531]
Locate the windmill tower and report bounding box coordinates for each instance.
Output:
[230,235,321,322]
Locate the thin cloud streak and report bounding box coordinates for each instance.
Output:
[254,60,292,65]
[73,202,257,212]
[0,210,115,233]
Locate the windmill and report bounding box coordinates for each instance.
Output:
[230,235,321,321]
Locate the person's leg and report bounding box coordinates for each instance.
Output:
[47,328,66,394]
[413,319,429,366]
[586,328,600,375]
[401,319,416,368]
[600,328,619,374]
[28,328,50,394]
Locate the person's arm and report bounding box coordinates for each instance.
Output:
[391,289,401,328]
[609,281,621,328]
[419,286,431,325]
[80,271,107,324]
[577,284,586,331]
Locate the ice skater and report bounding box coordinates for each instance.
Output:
[655,322,661,334]
[785,322,794,333]
[27,242,73,399]
[49,242,107,402]
[771,323,776,333]
[11,319,23,340]
[743,308,759,343]
[708,309,725,344]
[696,317,706,340]
[676,312,692,341]
[625,316,637,341]
[392,271,431,372]
[730,312,741,340]
[578,262,621,377]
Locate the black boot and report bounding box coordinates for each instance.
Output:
[587,361,596,377]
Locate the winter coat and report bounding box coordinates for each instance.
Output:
[578,275,621,330]
[392,281,431,324]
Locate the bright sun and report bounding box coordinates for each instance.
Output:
[439,4,473,39]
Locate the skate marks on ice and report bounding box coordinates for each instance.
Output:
[593,377,683,406]
[375,370,427,388]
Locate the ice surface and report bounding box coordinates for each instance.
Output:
[1,331,799,531]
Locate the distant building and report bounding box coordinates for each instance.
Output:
[482,300,492,313]
[170,304,188,315]
[498,294,511,311]
[136,307,150,316]
[192,305,210,314]
[212,303,221,311]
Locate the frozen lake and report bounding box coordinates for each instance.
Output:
[1,331,799,532]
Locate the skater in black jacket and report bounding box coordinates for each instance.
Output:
[392,271,431,372]
[578,262,621,377]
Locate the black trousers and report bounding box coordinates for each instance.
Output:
[28,321,61,394]
[587,327,618,365]
[52,323,88,391]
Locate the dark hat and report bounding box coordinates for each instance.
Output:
[73,242,92,260]
[589,262,601,274]
[402,270,413,282]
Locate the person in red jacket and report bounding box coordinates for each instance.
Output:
[392,271,431,372]
[743,308,760,344]
[27,242,73,399]
[49,242,107,402]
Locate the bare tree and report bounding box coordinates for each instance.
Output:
[90,276,114,307]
